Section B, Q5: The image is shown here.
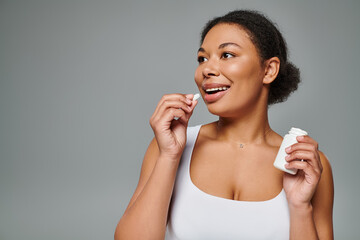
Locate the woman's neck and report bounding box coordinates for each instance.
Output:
[215,106,272,145]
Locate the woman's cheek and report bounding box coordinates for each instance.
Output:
[194,68,202,86]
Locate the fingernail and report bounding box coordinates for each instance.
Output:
[285,155,290,160]
[297,136,304,141]
[185,98,192,104]
[285,163,289,168]
[285,146,291,153]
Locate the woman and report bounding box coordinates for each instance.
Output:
[115,10,334,239]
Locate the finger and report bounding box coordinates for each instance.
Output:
[158,100,192,114]
[163,108,187,122]
[153,96,192,119]
[296,135,319,150]
[185,100,197,120]
[163,93,193,105]
[285,160,308,171]
[285,142,317,154]
[188,98,198,111]
[175,95,199,119]
[176,112,190,125]
[152,108,186,127]
[153,94,192,117]
[177,100,198,124]
[185,93,194,100]
[285,161,321,182]
[285,150,313,162]
[285,150,322,172]
[285,142,322,172]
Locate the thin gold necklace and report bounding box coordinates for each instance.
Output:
[236,128,272,148]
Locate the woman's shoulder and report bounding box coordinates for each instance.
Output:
[316,150,333,192]
[316,150,333,187]
[318,151,332,167]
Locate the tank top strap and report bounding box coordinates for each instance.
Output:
[183,125,201,167]
[186,125,201,147]
[174,125,202,189]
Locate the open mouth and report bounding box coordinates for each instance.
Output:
[201,83,231,103]
[204,86,230,95]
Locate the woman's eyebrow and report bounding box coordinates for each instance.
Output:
[197,42,241,53]
[219,42,241,49]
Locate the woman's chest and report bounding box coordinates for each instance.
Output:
[190,141,284,201]
[167,154,290,240]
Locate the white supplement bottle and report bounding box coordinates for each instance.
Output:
[273,127,308,175]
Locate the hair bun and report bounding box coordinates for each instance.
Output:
[269,62,300,105]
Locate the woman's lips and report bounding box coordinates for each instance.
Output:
[204,88,230,103]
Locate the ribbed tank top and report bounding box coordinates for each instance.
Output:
[166,125,290,240]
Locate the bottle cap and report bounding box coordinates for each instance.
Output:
[289,127,308,136]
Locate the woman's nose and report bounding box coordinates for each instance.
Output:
[202,59,220,78]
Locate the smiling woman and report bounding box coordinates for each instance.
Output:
[114,10,334,240]
[195,23,271,115]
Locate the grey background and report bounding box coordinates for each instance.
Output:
[1,0,359,239]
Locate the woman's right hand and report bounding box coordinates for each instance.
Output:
[149,93,198,160]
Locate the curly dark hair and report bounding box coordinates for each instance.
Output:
[200,10,300,105]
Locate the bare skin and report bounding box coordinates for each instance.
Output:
[114,23,334,240]
[190,122,284,202]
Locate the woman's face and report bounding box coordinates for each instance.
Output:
[194,23,267,117]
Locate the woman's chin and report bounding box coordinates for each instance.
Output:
[206,105,234,118]
[205,102,255,119]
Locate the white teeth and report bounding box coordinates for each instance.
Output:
[205,87,229,93]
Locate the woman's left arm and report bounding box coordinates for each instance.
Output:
[283,135,334,240]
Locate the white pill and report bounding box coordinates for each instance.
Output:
[193,93,200,101]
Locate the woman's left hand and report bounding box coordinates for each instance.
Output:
[283,135,323,208]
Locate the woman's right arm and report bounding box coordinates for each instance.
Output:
[114,94,197,240]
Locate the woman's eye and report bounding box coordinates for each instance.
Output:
[222,52,234,59]
[197,56,208,63]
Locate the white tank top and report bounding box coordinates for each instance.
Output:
[166,125,290,240]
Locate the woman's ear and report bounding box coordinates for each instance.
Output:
[263,57,280,84]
